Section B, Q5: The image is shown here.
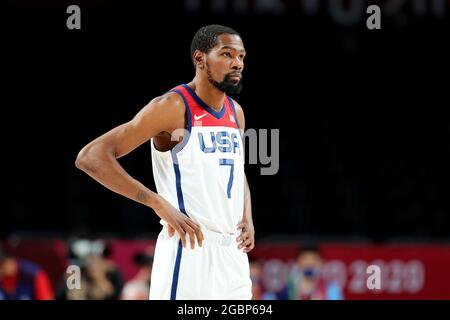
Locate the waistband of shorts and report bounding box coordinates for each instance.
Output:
[162,225,238,247]
[202,228,238,246]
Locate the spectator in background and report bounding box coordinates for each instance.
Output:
[83,253,122,300]
[249,256,289,300]
[0,245,54,300]
[56,240,123,300]
[121,252,153,300]
[288,244,343,300]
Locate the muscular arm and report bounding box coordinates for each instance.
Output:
[76,93,180,207]
[233,99,255,253]
[75,92,203,248]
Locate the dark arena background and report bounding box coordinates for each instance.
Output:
[2,0,450,300]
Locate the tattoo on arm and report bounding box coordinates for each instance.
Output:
[136,190,149,204]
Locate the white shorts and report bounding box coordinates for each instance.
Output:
[149,226,252,300]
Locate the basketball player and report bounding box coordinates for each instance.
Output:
[75,25,254,299]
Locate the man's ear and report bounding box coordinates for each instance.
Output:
[193,50,204,70]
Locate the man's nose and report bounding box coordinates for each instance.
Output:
[231,59,243,70]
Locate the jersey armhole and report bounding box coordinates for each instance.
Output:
[227,96,241,130]
[168,89,192,154]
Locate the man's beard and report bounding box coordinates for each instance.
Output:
[206,67,243,95]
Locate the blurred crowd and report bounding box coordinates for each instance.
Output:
[250,244,343,300]
[0,241,153,300]
[0,242,343,300]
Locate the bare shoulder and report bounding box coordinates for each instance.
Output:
[147,91,185,115]
[134,90,186,131]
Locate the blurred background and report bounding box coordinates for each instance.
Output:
[2,0,450,299]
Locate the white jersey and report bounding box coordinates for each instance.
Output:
[149,84,251,300]
[151,84,244,234]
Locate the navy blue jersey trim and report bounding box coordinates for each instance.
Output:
[181,84,226,119]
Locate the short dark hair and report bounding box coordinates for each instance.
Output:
[190,24,240,64]
[133,252,153,266]
[299,243,321,256]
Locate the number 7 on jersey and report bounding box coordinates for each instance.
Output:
[219,158,234,199]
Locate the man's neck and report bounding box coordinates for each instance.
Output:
[189,76,226,112]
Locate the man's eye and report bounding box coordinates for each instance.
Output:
[223,52,232,57]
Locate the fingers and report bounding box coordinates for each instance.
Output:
[181,222,196,249]
[170,214,203,249]
[236,228,254,251]
[173,224,186,248]
[185,219,204,248]
[237,222,247,230]
[168,225,175,237]
[236,229,250,243]
[238,237,253,249]
[181,217,204,249]
[243,242,255,253]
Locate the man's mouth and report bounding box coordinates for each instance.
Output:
[228,73,242,81]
